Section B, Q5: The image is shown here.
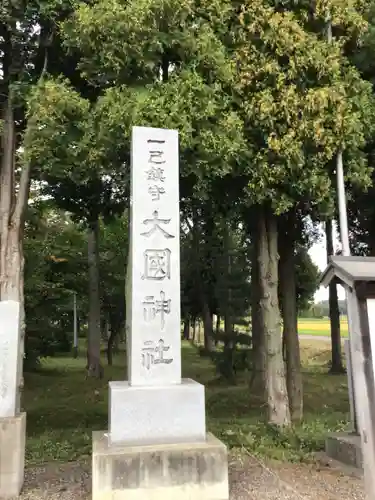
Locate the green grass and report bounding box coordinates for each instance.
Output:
[23,340,350,466]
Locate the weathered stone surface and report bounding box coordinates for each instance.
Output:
[0,412,26,498]
[0,301,21,418]
[109,378,206,445]
[325,432,363,469]
[126,126,181,387]
[92,431,229,500]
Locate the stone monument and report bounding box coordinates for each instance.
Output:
[92,126,229,499]
[0,300,26,498]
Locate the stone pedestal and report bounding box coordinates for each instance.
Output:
[0,412,26,498]
[92,431,229,500]
[101,379,229,499]
[109,379,206,445]
[325,432,363,469]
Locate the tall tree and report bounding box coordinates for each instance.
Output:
[23,80,124,377]
[234,0,373,425]
[1,0,72,404]
[325,219,345,373]
[1,2,52,299]
[347,1,375,256]
[278,210,303,422]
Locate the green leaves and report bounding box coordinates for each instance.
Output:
[23,77,130,222]
[22,0,375,223]
[314,0,370,35]
[132,71,246,179]
[24,78,90,180]
[62,0,233,85]
[234,0,375,211]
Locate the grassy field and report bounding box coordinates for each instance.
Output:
[23,340,350,466]
[298,317,349,338]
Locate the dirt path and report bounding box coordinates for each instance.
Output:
[16,454,364,500]
[299,335,332,342]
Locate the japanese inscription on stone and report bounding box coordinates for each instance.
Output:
[142,249,171,280]
[141,211,175,239]
[146,139,167,201]
[148,185,165,201]
[146,168,165,183]
[142,291,171,329]
[127,126,181,386]
[141,339,173,370]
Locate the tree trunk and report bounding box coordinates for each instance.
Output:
[257,206,290,426]
[183,317,190,340]
[216,314,221,334]
[101,316,109,341]
[106,308,121,366]
[250,226,265,392]
[1,98,19,300]
[214,314,220,347]
[0,95,31,413]
[202,302,215,352]
[192,319,197,343]
[279,214,303,422]
[326,219,345,373]
[223,219,233,340]
[87,220,103,378]
[191,201,217,353]
[114,332,120,350]
[107,329,117,366]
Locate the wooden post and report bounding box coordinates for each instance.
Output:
[348,292,375,499]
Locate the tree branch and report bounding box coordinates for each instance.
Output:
[183,216,193,231]
[0,96,15,224]
[12,162,31,230]
[12,29,51,228]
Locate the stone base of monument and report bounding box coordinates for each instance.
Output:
[108,378,206,445]
[325,432,363,469]
[0,412,26,498]
[92,431,229,500]
[93,378,229,499]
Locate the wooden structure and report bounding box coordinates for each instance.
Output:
[321,256,375,500]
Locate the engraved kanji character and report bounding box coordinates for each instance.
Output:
[140,210,175,239]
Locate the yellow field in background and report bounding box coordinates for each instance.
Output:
[298,317,349,336]
[298,319,348,330]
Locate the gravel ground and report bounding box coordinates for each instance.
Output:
[268,458,364,500]
[14,454,364,500]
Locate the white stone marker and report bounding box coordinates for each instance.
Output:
[108,126,205,446]
[126,126,181,387]
[0,301,21,417]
